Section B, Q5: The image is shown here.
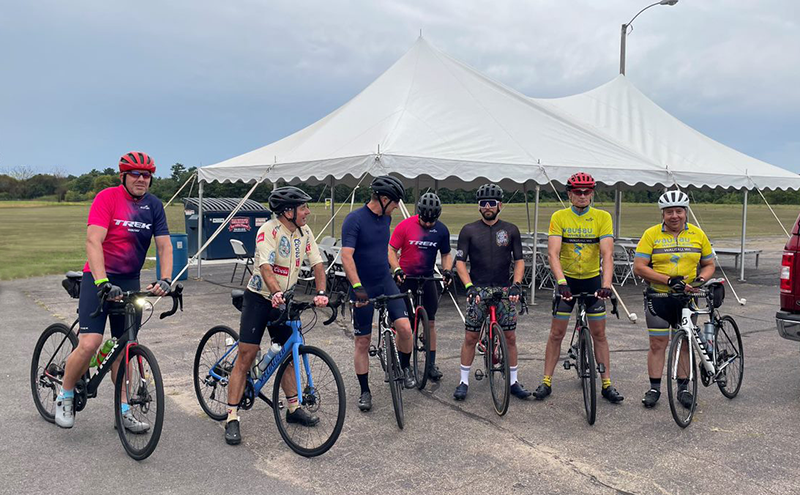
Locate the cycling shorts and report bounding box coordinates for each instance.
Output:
[644,293,692,337]
[399,278,439,321]
[554,276,606,320]
[350,274,408,337]
[78,272,141,339]
[465,286,517,332]
[238,289,292,346]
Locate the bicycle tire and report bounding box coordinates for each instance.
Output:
[272,345,346,457]
[666,330,698,428]
[193,325,239,421]
[579,326,597,425]
[486,322,510,416]
[412,306,431,390]
[386,333,404,429]
[114,344,165,460]
[715,315,744,399]
[31,323,78,423]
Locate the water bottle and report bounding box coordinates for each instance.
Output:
[251,350,263,379]
[89,338,116,367]
[703,322,715,356]
[257,343,282,375]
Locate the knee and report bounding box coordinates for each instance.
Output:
[590,327,607,343]
[76,335,102,357]
[649,337,667,352]
[354,336,371,352]
[504,332,516,346]
[463,332,479,346]
[549,326,567,342]
[395,319,412,337]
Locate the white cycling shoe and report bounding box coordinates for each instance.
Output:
[55,395,75,429]
[119,412,150,434]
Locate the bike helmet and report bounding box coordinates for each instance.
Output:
[566,172,595,190]
[658,190,690,209]
[476,183,503,201]
[269,186,312,214]
[119,151,156,173]
[417,192,442,221]
[371,175,405,203]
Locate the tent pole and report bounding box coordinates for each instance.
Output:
[614,186,622,239]
[531,184,541,304]
[524,182,531,234]
[740,189,748,281]
[434,180,439,195]
[415,177,420,214]
[196,180,203,279]
[330,177,336,238]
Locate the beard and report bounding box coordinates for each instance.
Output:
[481,209,498,221]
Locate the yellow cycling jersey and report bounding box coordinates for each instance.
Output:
[635,222,713,292]
[247,218,324,298]
[548,206,613,279]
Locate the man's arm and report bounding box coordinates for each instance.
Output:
[146,235,173,296]
[86,225,108,281]
[547,236,566,283]
[388,245,401,273]
[441,252,454,272]
[599,237,614,288]
[698,258,716,282]
[512,259,524,285]
[633,256,669,285]
[341,247,360,287]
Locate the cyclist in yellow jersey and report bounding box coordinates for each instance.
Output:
[633,190,715,409]
[532,172,624,403]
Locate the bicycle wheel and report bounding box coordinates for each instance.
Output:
[666,330,698,428]
[386,333,404,429]
[31,323,78,423]
[193,325,239,421]
[715,315,744,399]
[412,306,431,390]
[114,344,164,460]
[273,345,346,457]
[578,326,597,425]
[487,322,510,416]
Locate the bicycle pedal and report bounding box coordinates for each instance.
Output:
[563,360,572,370]
[597,363,606,374]
[474,369,484,381]
[368,345,378,357]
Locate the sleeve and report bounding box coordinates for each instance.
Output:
[254,225,278,268]
[455,226,470,262]
[151,200,170,237]
[635,228,654,259]
[511,225,523,261]
[86,189,113,229]
[341,213,359,249]
[700,231,714,260]
[548,211,562,237]
[305,230,325,267]
[439,223,451,254]
[389,218,406,250]
[598,211,613,240]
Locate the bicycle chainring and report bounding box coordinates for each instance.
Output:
[74,378,88,412]
[239,381,255,410]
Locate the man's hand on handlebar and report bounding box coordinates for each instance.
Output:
[271,291,285,308]
[466,284,480,305]
[557,283,573,301]
[97,282,123,302]
[508,282,522,304]
[313,291,329,307]
[595,287,613,300]
[147,278,171,297]
[441,269,454,288]
[353,285,369,308]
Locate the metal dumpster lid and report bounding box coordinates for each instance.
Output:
[183,198,268,212]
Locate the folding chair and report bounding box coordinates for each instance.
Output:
[229,239,254,285]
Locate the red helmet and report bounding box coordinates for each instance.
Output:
[567,172,595,190]
[119,151,156,173]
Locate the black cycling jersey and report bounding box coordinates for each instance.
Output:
[455,219,523,287]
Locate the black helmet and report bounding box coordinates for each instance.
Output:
[371,175,405,203]
[476,183,503,201]
[269,186,312,214]
[417,192,442,221]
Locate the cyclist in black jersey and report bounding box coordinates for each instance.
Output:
[453,183,530,401]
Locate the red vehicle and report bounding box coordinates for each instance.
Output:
[777,213,800,341]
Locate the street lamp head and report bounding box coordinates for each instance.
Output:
[659,0,678,5]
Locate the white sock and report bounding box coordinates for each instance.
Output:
[510,366,518,385]
[460,365,470,386]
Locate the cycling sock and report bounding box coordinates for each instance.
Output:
[510,366,518,385]
[286,395,299,413]
[59,387,74,399]
[649,377,662,391]
[602,378,611,390]
[542,375,552,387]
[399,351,411,370]
[121,403,130,415]
[429,350,436,365]
[357,373,370,394]
[226,404,239,423]
[460,365,470,386]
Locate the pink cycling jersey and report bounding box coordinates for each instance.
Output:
[389,215,451,277]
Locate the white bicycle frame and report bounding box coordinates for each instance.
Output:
[673,305,717,383]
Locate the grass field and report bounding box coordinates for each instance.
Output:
[1,200,797,280]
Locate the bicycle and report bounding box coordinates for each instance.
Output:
[364,292,413,429]
[31,271,183,460]
[194,288,346,457]
[470,288,527,416]
[646,279,744,428]
[554,292,619,425]
[402,275,448,390]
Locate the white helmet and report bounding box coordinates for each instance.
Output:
[658,190,689,209]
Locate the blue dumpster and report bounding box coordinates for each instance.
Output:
[157,233,189,281]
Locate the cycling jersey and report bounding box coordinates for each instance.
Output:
[389,215,451,277]
[548,206,613,279]
[82,185,169,275]
[247,218,324,298]
[341,205,392,284]
[455,219,523,287]
[635,222,713,293]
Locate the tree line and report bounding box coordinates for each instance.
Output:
[2,163,799,205]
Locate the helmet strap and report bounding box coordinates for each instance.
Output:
[121,173,144,200]
[280,207,304,235]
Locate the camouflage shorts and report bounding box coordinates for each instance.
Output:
[464,286,517,332]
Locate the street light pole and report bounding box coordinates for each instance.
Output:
[619,0,678,75]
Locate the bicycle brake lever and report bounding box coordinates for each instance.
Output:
[323,306,338,325]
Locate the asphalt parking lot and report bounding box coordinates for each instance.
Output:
[2,248,799,495]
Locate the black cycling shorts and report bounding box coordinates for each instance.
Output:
[78,272,141,339]
[239,289,292,346]
[399,278,439,321]
[350,274,408,336]
[644,293,686,337]
[554,276,606,320]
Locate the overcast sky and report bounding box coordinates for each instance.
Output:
[1,0,798,176]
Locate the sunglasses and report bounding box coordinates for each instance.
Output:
[478,199,499,208]
[127,171,152,179]
[570,189,593,196]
